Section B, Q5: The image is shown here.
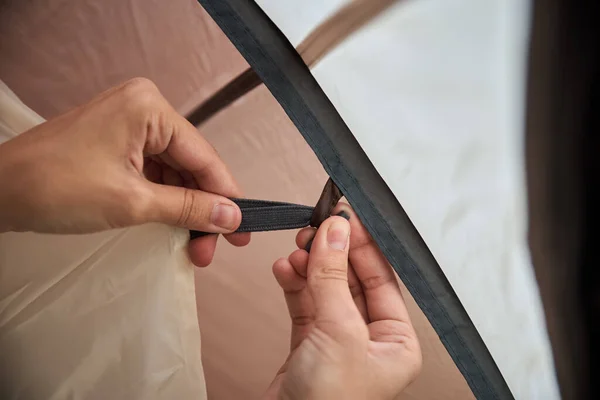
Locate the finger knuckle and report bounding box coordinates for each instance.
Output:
[177,189,194,227]
[291,315,313,327]
[111,181,152,227]
[121,77,159,98]
[315,264,347,282]
[379,322,416,343]
[361,274,394,291]
[145,110,174,153]
[117,79,176,152]
[119,78,161,115]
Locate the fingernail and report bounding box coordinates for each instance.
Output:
[211,203,238,230]
[327,219,350,250]
[335,210,350,220]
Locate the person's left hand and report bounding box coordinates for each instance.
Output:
[0,78,250,266]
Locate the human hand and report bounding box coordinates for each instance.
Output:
[0,78,249,266]
[266,204,422,399]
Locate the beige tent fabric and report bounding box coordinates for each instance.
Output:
[0,83,207,399]
[0,81,44,140]
[195,84,474,400]
[0,1,474,399]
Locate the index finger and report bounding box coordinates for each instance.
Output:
[162,106,252,252]
[163,107,241,197]
[154,96,251,259]
[131,81,241,198]
[333,203,412,325]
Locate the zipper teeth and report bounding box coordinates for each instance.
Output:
[186,0,399,126]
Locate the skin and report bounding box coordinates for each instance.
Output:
[0,77,250,266]
[0,78,422,399]
[266,205,422,399]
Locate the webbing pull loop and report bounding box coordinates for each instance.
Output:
[189,178,342,239]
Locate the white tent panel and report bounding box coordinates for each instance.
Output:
[255,0,350,46]
[0,0,563,397]
[306,1,558,399]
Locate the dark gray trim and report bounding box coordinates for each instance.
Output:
[196,1,514,398]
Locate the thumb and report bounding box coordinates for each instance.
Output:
[307,216,359,323]
[146,182,242,232]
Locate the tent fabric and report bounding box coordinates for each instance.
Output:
[309,2,558,399]
[194,82,473,400]
[255,0,349,47]
[197,0,558,398]
[0,2,476,399]
[194,1,512,398]
[0,0,563,399]
[186,0,395,126]
[0,82,207,399]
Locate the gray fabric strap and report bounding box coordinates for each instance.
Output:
[189,199,314,239]
[189,179,343,239]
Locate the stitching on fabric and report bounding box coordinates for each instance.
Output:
[206,10,495,400]
[195,2,509,398]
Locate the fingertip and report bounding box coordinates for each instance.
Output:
[322,215,351,252]
[272,257,306,291]
[308,215,350,256]
[225,232,251,247]
[188,235,218,267]
[288,249,309,278]
[272,257,290,275]
[331,203,373,249]
[295,227,316,249]
[211,200,243,233]
[306,216,351,282]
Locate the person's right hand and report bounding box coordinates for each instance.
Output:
[266,204,422,400]
[0,77,249,266]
